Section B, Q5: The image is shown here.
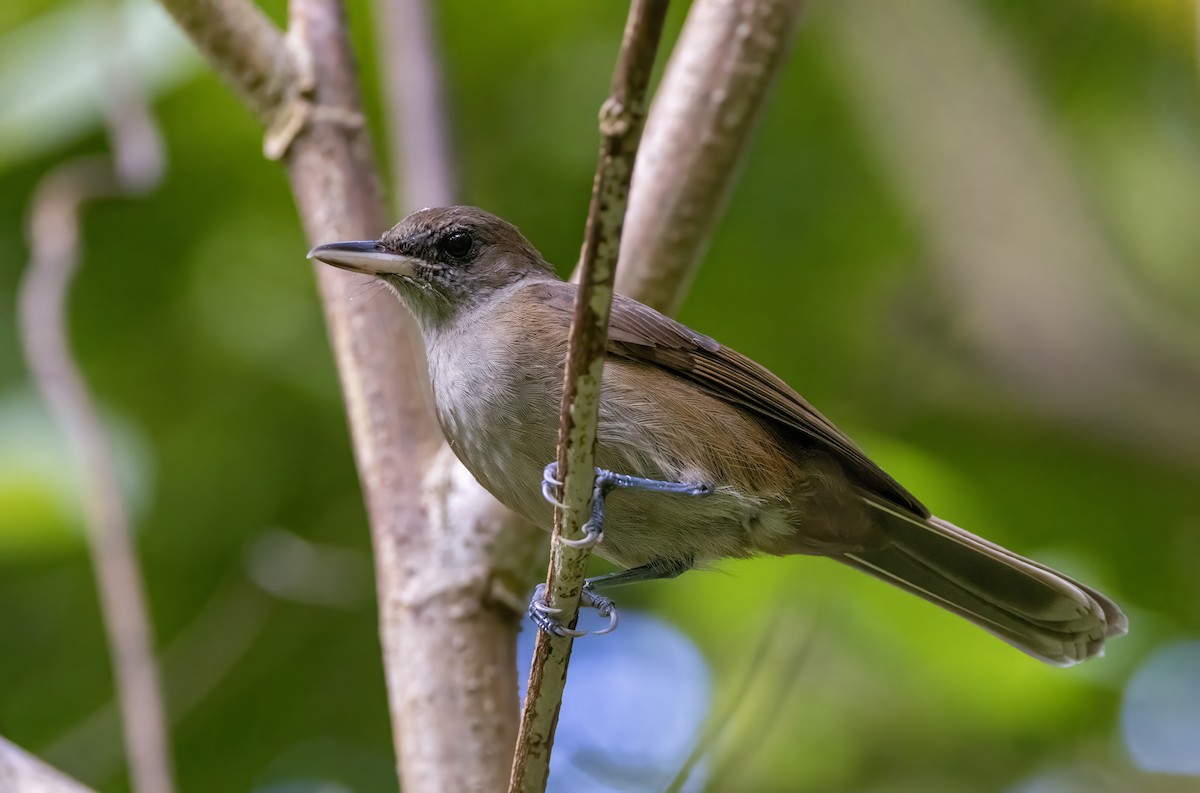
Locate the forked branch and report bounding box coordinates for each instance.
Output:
[153,0,806,789]
[157,0,528,790]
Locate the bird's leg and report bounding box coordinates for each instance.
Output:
[584,556,693,590]
[526,558,692,638]
[541,462,713,550]
[533,466,707,641]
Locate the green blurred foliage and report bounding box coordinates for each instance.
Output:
[1,0,1199,791]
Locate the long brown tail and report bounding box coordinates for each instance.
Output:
[841,497,1127,666]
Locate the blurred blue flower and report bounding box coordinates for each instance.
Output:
[518,609,711,792]
[1121,639,1200,776]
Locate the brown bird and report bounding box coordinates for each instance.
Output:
[309,205,1127,666]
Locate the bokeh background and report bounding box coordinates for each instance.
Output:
[2,0,1200,790]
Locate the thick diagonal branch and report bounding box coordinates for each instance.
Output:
[0,738,96,793]
[157,0,301,129]
[508,2,671,791]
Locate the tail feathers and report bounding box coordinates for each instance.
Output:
[844,497,1127,666]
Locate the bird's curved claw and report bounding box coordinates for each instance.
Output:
[585,587,619,635]
[527,583,619,638]
[528,584,587,637]
[559,519,603,549]
[541,462,567,508]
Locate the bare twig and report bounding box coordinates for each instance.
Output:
[662,606,811,793]
[0,738,96,793]
[17,4,171,791]
[18,167,175,793]
[372,0,458,208]
[702,616,811,789]
[508,2,671,791]
[615,0,807,314]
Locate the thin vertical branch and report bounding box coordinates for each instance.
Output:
[615,0,806,313]
[508,2,671,791]
[373,0,458,208]
[511,0,804,786]
[17,3,171,790]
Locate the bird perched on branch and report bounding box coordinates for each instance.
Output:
[309,205,1127,666]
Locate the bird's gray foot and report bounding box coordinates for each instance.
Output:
[528,582,619,637]
[540,462,713,550]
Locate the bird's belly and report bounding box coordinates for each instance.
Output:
[430,350,802,569]
[435,379,559,525]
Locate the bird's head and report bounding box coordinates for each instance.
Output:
[308,206,555,328]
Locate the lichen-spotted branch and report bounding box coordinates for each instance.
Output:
[507,1,671,791]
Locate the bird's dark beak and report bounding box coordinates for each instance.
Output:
[307,240,419,278]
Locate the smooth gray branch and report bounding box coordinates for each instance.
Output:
[283,1,538,789]
[508,2,671,791]
[159,0,535,789]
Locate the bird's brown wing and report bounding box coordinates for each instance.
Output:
[528,281,929,517]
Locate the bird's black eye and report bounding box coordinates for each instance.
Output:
[438,230,473,260]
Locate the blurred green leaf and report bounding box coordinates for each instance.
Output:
[0,0,200,170]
